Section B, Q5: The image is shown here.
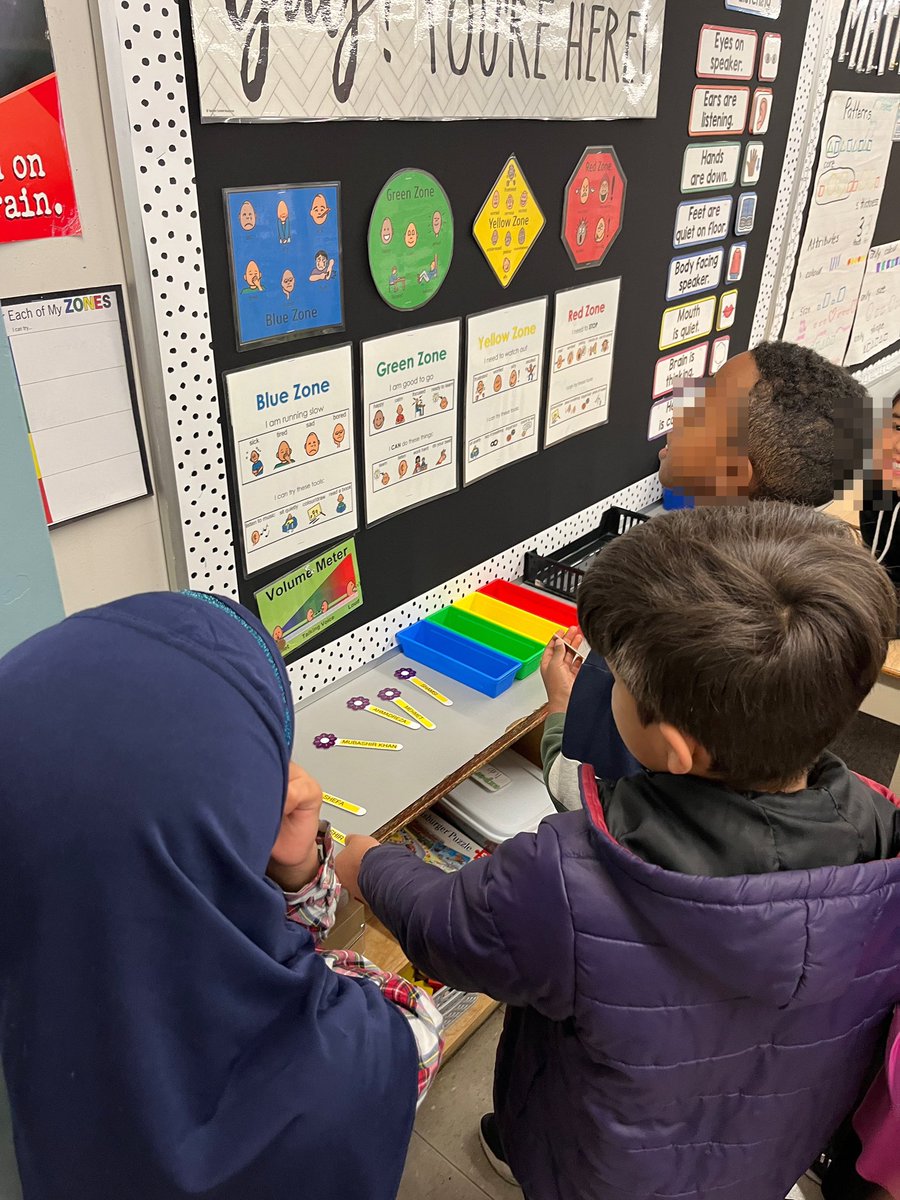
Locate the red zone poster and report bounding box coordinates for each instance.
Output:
[0,0,81,244]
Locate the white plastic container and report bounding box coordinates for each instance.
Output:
[439,750,556,846]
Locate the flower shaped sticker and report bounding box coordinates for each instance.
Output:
[378,687,401,702]
[313,733,338,750]
[347,696,370,711]
[394,667,417,681]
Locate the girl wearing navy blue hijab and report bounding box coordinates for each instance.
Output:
[0,592,428,1200]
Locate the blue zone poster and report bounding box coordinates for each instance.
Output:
[225,183,344,350]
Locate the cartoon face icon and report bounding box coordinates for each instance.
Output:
[491,230,499,246]
[310,193,331,224]
[507,163,516,182]
[505,194,515,211]
[439,396,449,410]
[432,211,442,238]
[519,191,528,208]
[250,529,261,546]
[373,409,385,431]
[594,217,606,244]
[381,472,390,485]
[404,223,418,249]
[518,228,526,245]
[599,178,610,203]
[396,404,405,423]
[244,260,263,290]
[277,200,289,223]
[276,440,293,465]
[273,626,284,642]
[502,257,511,274]
[347,580,357,596]
[579,178,590,204]
[304,432,320,457]
[250,450,260,463]
[476,380,485,398]
[399,459,408,478]
[321,600,329,614]
[314,252,328,274]
[504,231,512,248]
[381,217,393,244]
[491,191,500,209]
[239,201,257,231]
[307,609,316,623]
[509,369,518,387]
[493,374,503,393]
[333,423,346,448]
[281,269,296,300]
[576,219,587,247]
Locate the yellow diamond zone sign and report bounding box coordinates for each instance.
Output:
[473,156,545,288]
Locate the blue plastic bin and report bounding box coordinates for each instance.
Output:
[662,488,695,510]
[395,620,520,698]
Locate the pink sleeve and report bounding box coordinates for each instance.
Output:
[851,772,900,809]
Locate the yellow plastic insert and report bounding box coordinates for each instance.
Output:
[455,593,561,645]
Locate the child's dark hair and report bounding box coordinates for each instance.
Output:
[578,503,896,791]
[749,341,870,506]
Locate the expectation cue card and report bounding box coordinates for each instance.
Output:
[368,169,453,311]
[224,183,343,350]
[224,344,357,574]
[361,320,461,524]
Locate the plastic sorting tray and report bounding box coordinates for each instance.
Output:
[455,593,561,645]
[395,620,520,698]
[427,606,544,679]
[479,579,578,628]
[523,506,649,601]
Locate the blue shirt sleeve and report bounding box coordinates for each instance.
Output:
[561,652,642,781]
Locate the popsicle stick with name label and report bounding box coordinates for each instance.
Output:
[377,687,436,730]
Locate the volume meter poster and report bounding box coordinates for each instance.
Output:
[0,0,81,244]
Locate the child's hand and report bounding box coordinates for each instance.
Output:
[267,762,325,892]
[334,834,380,901]
[540,626,584,716]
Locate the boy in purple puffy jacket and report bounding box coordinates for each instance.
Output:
[338,503,900,1200]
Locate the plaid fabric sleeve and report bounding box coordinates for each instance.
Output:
[282,823,340,944]
[319,948,445,1101]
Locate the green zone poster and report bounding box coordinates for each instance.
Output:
[255,537,362,657]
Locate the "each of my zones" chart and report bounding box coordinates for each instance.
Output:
[225,344,357,574]
[361,320,460,524]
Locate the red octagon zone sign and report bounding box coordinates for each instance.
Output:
[562,147,627,270]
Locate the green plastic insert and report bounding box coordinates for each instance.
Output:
[426,606,544,679]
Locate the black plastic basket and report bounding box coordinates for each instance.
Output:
[523,506,649,602]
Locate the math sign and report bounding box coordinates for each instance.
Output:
[562,147,626,271]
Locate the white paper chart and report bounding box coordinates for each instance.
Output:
[783,91,900,365]
[225,344,357,574]
[545,280,620,448]
[845,242,900,367]
[464,299,547,486]
[361,321,460,524]
[1,287,149,526]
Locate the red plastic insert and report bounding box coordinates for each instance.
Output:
[478,580,578,629]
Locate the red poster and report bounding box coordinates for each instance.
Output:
[0,0,81,244]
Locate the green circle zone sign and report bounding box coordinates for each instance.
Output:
[368,169,454,311]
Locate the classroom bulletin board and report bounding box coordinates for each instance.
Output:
[160,0,817,665]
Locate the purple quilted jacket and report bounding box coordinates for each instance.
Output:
[360,765,900,1200]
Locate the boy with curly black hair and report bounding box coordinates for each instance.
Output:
[565,340,874,785]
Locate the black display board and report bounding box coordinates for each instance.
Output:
[781,41,900,375]
[179,0,813,658]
